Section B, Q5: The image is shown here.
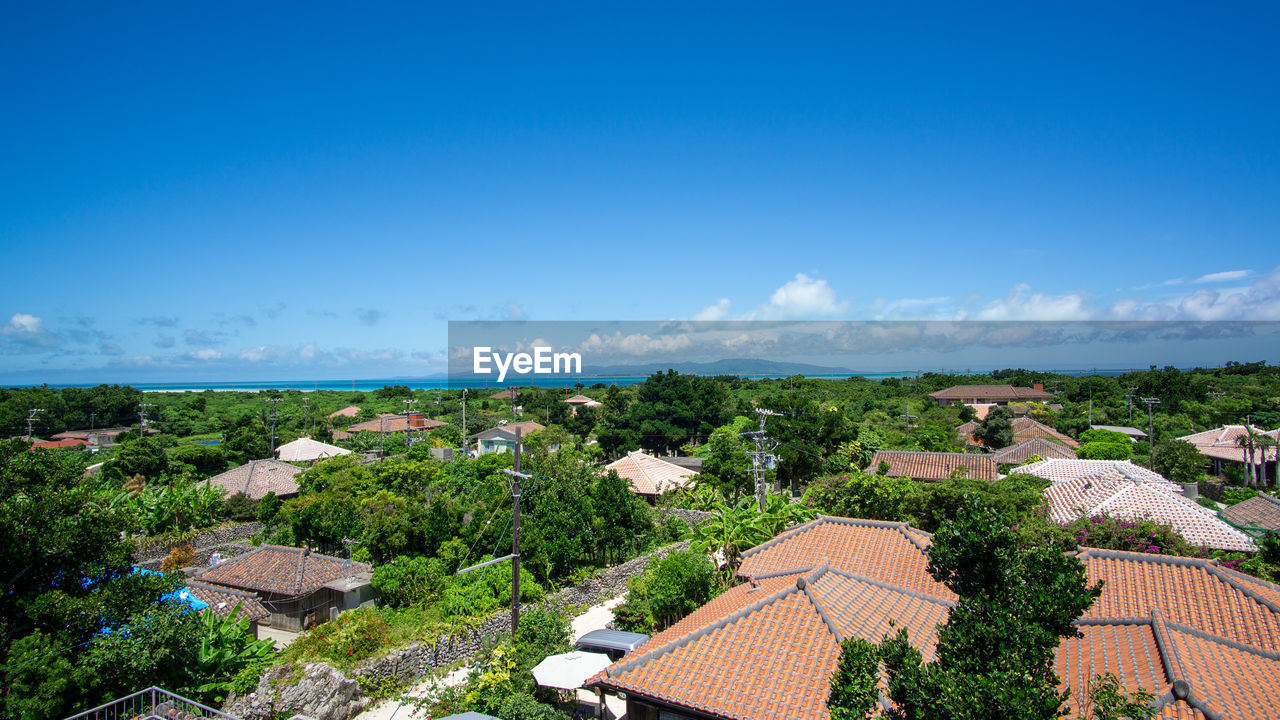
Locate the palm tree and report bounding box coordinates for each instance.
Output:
[1255,434,1278,488]
[1236,425,1261,487]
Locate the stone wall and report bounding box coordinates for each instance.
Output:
[131,521,263,564]
[224,539,694,718]
[656,507,714,528]
[347,539,691,686]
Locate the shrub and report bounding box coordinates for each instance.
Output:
[614,549,719,632]
[1220,487,1258,506]
[160,544,197,572]
[1077,442,1130,460]
[371,555,447,608]
[222,492,258,522]
[285,608,391,667]
[806,471,918,522]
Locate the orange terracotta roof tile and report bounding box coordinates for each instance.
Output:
[867,451,998,481]
[195,545,370,597]
[592,518,1280,720]
[604,451,696,495]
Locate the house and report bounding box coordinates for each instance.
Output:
[928,383,1054,407]
[867,450,997,481]
[564,394,594,406]
[203,459,302,500]
[335,413,447,441]
[605,451,697,498]
[183,580,270,638]
[1222,493,1280,536]
[1036,462,1254,552]
[590,515,1280,719]
[1089,424,1147,440]
[1178,425,1280,482]
[990,437,1078,465]
[473,421,546,455]
[489,388,519,400]
[30,438,89,449]
[326,405,361,419]
[50,426,156,447]
[275,436,351,463]
[194,545,374,631]
[956,416,1080,449]
[1015,458,1169,484]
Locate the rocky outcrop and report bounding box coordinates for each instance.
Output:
[224,662,370,720]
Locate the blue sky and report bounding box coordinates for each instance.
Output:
[2,2,1278,383]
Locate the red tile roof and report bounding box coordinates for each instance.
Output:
[1178,425,1280,466]
[604,451,696,495]
[868,450,998,481]
[185,580,269,622]
[203,459,302,500]
[957,417,1080,449]
[1222,493,1280,533]
[929,384,1055,402]
[196,545,370,597]
[1042,469,1254,552]
[593,518,1280,720]
[30,438,89,449]
[345,413,446,434]
[327,405,361,419]
[991,437,1079,464]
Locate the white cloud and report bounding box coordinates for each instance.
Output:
[1195,270,1252,284]
[1,313,61,353]
[743,273,850,320]
[183,349,222,361]
[692,298,732,321]
[7,313,42,334]
[974,284,1094,321]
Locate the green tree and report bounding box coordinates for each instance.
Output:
[974,406,1015,449]
[1152,439,1207,485]
[111,436,170,480]
[866,501,1102,720]
[701,420,753,499]
[827,638,882,720]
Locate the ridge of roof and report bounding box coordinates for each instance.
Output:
[798,564,843,643]
[824,565,956,608]
[604,576,806,680]
[737,515,921,565]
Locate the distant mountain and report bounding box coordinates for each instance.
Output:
[531,357,856,377]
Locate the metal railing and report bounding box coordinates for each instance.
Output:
[62,686,241,720]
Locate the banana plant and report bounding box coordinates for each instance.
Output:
[194,602,277,703]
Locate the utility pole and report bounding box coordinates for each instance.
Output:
[269,396,281,456]
[1126,387,1138,424]
[457,428,528,637]
[89,412,96,431]
[461,389,468,453]
[138,403,154,438]
[743,408,782,510]
[302,399,311,438]
[25,408,44,439]
[898,402,918,436]
[1141,397,1161,459]
[402,398,419,446]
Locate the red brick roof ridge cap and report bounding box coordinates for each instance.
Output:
[600,579,806,682]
